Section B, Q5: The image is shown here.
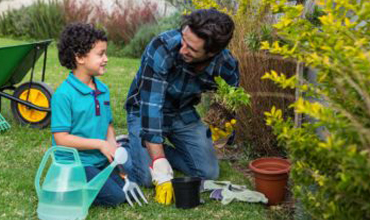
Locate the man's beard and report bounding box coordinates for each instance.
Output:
[181,54,215,66]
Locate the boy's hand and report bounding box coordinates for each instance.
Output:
[99,140,117,162]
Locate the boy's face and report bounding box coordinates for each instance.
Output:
[180,26,215,64]
[77,40,108,76]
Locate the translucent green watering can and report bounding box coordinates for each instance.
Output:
[35,146,128,220]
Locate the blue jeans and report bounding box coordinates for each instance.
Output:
[85,166,126,206]
[124,113,219,187]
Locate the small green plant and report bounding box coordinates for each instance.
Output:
[245,24,274,52]
[205,77,251,143]
[245,31,260,52]
[214,76,251,112]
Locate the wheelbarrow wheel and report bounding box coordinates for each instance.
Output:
[11,82,54,128]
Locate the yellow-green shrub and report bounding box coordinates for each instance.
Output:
[262,0,370,219]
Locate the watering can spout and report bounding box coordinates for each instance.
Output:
[86,147,128,207]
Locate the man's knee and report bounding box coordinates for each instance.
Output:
[199,162,219,180]
[199,141,219,179]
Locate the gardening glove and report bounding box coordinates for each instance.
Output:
[149,158,174,205]
[210,186,268,205]
[201,180,247,192]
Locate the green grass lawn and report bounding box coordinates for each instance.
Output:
[0,38,270,219]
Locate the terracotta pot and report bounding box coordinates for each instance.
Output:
[249,157,291,205]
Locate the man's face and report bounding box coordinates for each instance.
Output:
[180,26,214,64]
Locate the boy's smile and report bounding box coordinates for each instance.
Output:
[76,40,108,77]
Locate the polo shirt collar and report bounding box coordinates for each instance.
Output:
[66,72,107,95]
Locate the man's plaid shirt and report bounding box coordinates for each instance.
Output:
[125,29,240,144]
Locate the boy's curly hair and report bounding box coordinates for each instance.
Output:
[181,9,234,54]
[58,23,107,70]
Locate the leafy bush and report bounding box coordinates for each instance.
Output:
[122,12,181,58]
[305,5,326,27]
[62,0,93,24]
[262,0,370,219]
[245,24,275,52]
[0,7,30,38]
[0,0,65,39]
[106,41,125,58]
[27,0,65,39]
[93,0,158,47]
[0,0,160,48]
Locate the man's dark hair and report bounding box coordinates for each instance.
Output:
[181,8,235,54]
[58,23,107,70]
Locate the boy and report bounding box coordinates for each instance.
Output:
[51,23,125,206]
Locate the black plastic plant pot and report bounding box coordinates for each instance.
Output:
[172,177,202,209]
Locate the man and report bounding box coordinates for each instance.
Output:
[124,8,239,205]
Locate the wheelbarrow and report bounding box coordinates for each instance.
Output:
[0,40,53,129]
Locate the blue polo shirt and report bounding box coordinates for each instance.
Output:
[51,72,113,167]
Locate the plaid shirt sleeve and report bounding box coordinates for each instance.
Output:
[139,37,173,144]
[219,53,240,87]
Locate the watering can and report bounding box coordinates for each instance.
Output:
[35,146,128,220]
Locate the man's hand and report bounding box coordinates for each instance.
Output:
[155,182,173,205]
[99,140,117,162]
[150,158,174,205]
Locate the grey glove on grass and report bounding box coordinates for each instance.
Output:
[204,180,268,205]
[201,180,247,192]
[220,186,268,205]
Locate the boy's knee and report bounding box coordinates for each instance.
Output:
[94,191,126,207]
[109,194,126,207]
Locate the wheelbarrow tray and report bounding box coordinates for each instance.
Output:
[0,40,52,89]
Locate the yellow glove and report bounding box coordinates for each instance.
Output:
[154,181,174,205]
[150,158,174,205]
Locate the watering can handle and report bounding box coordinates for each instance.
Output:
[34,146,81,197]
